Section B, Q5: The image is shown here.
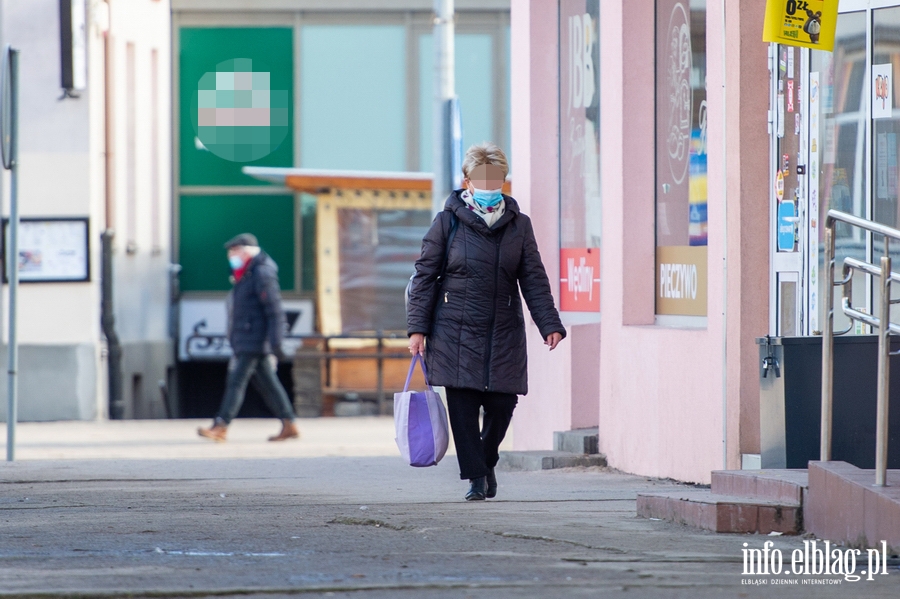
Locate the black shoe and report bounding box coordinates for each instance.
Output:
[485,468,497,499]
[465,477,486,501]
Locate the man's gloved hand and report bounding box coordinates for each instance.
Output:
[272,346,289,363]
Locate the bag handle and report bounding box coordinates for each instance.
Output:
[403,354,432,392]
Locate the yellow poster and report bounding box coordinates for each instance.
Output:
[763,0,838,52]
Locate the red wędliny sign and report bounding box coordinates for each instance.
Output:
[559,248,600,312]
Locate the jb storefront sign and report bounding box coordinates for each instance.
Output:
[560,248,600,312]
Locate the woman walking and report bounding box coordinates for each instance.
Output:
[407,142,566,501]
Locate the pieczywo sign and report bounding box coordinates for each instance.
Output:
[656,246,708,317]
[763,0,838,52]
[559,248,600,312]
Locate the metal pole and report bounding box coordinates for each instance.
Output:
[6,48,19,462]
[875,248,891,487]
[432,0,455,216]
[376,333,385,414]
[820,225,835,462]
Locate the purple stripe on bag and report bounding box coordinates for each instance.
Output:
[407,391,436,467]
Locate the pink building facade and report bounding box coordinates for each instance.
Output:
[509,0,771,483]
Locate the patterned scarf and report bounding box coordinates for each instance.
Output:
[460,188,506,228]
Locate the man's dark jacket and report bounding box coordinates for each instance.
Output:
[407,192,566,395]
[228,252,286,356]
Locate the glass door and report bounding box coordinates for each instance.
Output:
[771,2,900,337]
[771,43,808,336]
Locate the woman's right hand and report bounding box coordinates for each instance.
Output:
[408,333,426,356]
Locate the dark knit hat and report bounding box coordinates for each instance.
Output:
[223,233,259,249]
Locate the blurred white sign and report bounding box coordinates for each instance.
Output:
[873,64,893,120]
[179,297,314,361]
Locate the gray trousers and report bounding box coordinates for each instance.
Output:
[216,354,295,425]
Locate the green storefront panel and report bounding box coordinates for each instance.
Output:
[180,28,293,186]
[179,195,295,292]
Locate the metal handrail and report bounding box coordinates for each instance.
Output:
[823,209,895,486]
[184,330,411,415]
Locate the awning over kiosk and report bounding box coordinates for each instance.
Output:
[242,166,511,194]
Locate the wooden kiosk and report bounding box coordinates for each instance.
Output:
[242,167,435,412]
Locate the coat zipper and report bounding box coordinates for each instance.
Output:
[483,230,506,391]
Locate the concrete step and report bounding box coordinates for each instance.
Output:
[553,427,600,455]
[711,469,808,506]
[498,450,608,471]
[806,461,900,550]
[637,489,802,534]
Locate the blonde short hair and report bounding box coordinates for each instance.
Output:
[461,142,509,181]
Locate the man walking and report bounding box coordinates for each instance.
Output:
[198,233,300,442]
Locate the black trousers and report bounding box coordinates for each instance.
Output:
[445,387,518,480]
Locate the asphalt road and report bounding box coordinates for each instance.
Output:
[0,420,900,599]
[1,452,898,599]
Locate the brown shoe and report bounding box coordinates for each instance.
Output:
[268,419,300,442]
[198,421,227,442]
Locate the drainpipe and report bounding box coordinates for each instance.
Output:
[101,2,123,419]
[101,231,123,419]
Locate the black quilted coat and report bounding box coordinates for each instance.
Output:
[407,192,566,395]
[227,252,286,356]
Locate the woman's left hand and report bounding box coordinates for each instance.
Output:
[408,333,426,356]
[545,332,563,351]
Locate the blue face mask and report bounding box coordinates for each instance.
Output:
[228,255,245,270]
[471,188,503,209]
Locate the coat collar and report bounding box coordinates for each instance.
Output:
[444,190,519,234]
[234,251,268,284]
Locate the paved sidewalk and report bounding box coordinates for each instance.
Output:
[0,420,897,598]
[0,418,426,461]
[0,417,511,461]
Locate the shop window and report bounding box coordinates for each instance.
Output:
[418,33,496,173]
[301,25,406,171]
[655,0,707,318]
[558,0,601,317]
[178,195,295,293]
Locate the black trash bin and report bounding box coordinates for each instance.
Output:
[757,335,900,469]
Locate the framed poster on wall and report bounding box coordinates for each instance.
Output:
[2,217,90,283]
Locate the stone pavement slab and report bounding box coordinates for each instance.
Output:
[0,420,897,598]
